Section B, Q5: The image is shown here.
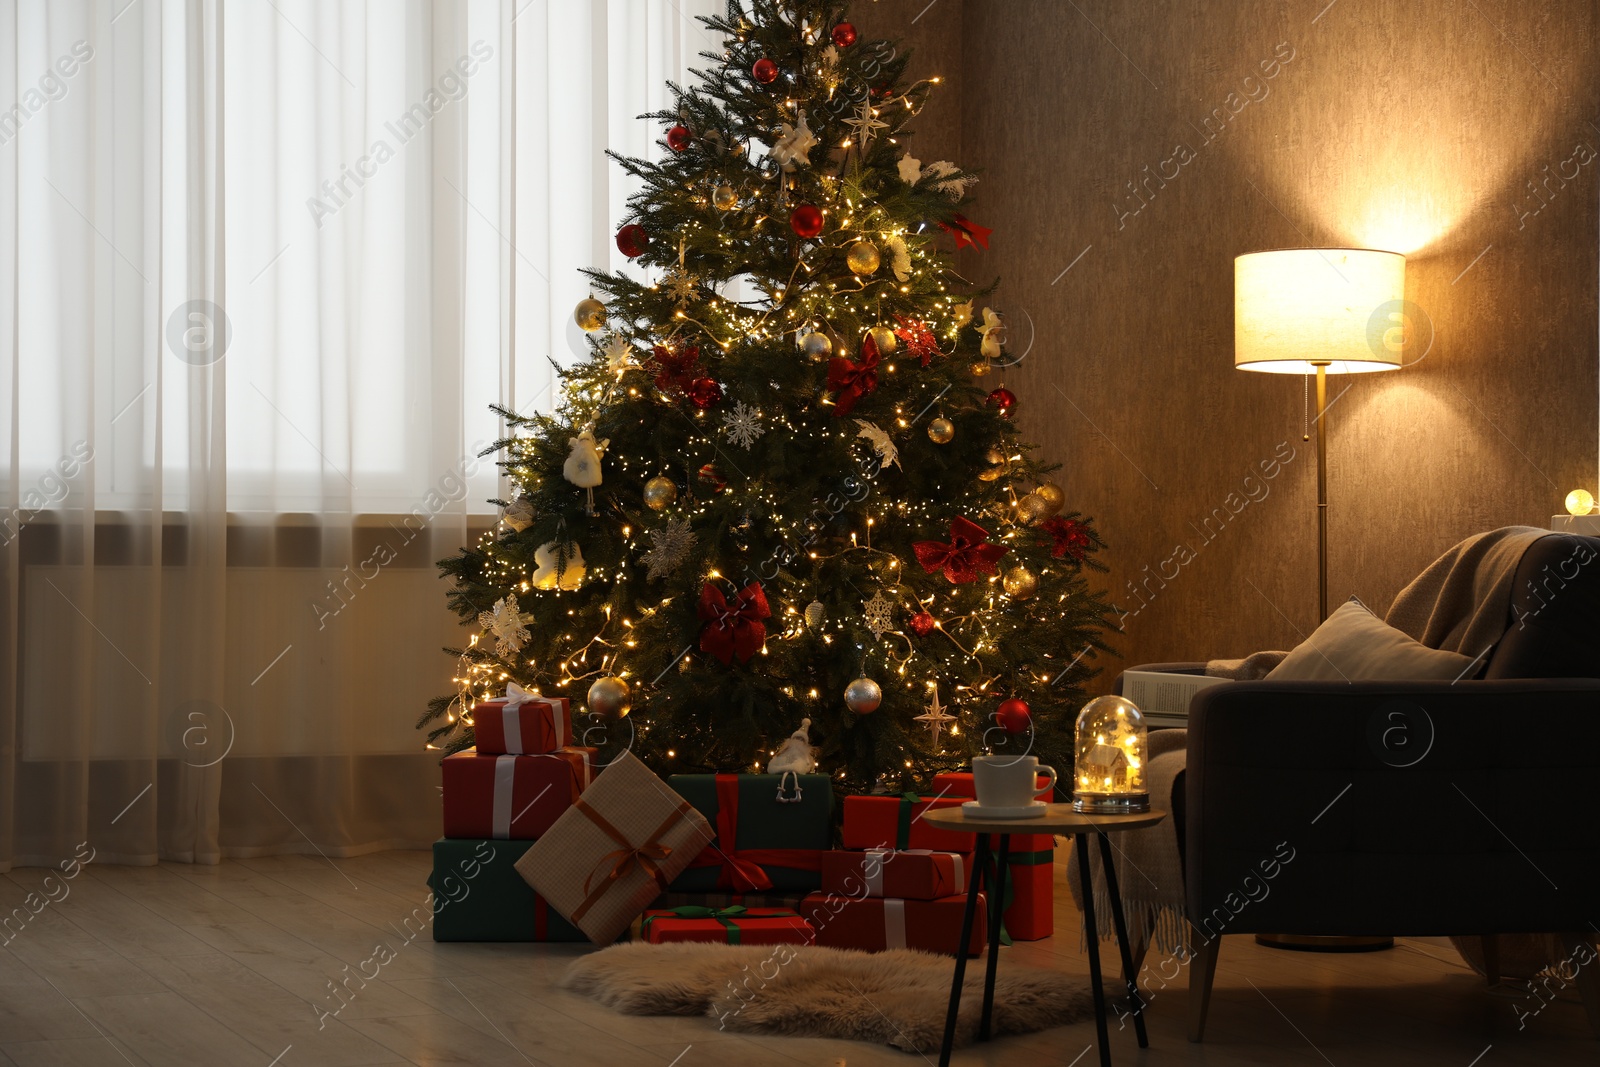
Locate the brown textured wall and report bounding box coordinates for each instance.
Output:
[860,0,1599,686]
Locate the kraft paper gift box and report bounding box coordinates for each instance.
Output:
[667,772,832,892]
[799,892,986,957]
[819,849,969,901]
[639,905,815,946]
[441,747,595,840]
[428,839,583,942]
[516,751,715,946]
[471,684,573,755]
[840,793,974,853]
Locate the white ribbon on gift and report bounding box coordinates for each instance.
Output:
[501,682,568,751]
[492,755,516,839]
[862,848,964,897]
[884,898,907,949]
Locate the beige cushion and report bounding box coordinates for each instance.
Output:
[1265,599,1478,682]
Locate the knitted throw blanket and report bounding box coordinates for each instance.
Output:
[1071,526,1553,955]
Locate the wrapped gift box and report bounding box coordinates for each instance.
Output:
[428,838,584,942]
[841,794,975,853]
[799,892,986,957]
[639,906,815,946]
[926,774,1057,853]
[667,773,832,892]
[1004,847,1055,941]
[819,849,969,900]
[516,751,715,946]
[472,689,573,755]
[652,891,806,911]
[441,747,595,840]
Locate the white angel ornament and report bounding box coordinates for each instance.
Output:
[978,307,1006,361]
[563,425,609,514]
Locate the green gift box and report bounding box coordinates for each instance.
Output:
[429,838,584,942]
[667,773,833,892]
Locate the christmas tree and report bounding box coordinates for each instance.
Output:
[421,0,1116,793]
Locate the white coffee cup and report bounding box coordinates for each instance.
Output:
[971,755,1056,809]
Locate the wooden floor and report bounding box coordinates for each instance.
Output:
[0,850,1593,1066]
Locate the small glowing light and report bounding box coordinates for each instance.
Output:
[1566,489,1595,516]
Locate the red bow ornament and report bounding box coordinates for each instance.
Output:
[913,517,1010,584]
[826,342,881,417]
[1040,516,1091,562]
[650,344,701,395]
[937,213,992,250]
[697,582,771,665]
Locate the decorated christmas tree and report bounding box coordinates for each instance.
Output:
[421,0,1116,793]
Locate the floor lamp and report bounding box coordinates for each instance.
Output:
[1234,248,1405,953]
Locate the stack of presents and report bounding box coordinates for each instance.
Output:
[431,690,1055,953]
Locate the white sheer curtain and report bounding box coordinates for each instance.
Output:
[0,0,719,869]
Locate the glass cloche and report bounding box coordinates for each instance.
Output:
[1073,695,1150,814]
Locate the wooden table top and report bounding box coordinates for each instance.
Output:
[921,802,1167,836]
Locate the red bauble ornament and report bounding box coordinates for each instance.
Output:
[987,387,1018,417]
[790,204,824,238]
[752,57,779,84]
[666,124,692,152]
[995,698,1032,734]
[687,377,723,410]
[616,223,649,258]
[909,611,936,637]
[831,22,858,47]
[698,463,726,492]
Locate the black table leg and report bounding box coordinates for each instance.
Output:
[939,832,991,1067]
[1097,829,1149,1048]
[978,833,1011,1041]
[1076,832,1113,1067]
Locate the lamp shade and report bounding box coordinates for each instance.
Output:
[1235,248,1406,374]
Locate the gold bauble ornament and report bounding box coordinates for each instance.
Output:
[927,417,955,444]
[587,676,632,719]
[844,676,882,714]
[971,359,992,377]
[800,331,833,360]
[1036,482,1066,514]
[1017,493,1053,525]
[978,446,1007,483]
[643,476,678,510]
[713,184,739,211]
[846,240,882,275]
[1002,565,1039,599]
[574,297,607,332]
[804,600,825,631]
[867,325,898,356]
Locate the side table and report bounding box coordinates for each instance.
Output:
[921,804,1168,1067]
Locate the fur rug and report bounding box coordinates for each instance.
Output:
[561,942,1093,1053]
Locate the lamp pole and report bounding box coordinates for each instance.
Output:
[1315,362,1329,622]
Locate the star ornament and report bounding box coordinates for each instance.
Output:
[914,685,958,746]
[938,213,992,250]
[602,335,634,371]
[844,98,887,151]
[771,109,819,169]
[913,517,1009,584]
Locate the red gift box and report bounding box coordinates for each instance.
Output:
[927,774,1056,852]
[841,794,974,853]
[799,892,985,956]
[639,906,815,946]
[819,849,969,900]
[441,747,594,839]
[1004,849,1055,941]
[472,687,573,755]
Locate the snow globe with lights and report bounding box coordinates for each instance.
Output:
[1072,695,1150,814]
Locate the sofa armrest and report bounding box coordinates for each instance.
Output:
[1185,678,1600,937]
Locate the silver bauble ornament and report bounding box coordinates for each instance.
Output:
[866,325,898,356]
[713,184,739,211]
[804,600,825,631]
[587,676,632,719]
[927,417,955,444]
[643,475,678,510]
[800,331,833,361]
[574,297,607,332]
[844,676,882,714]
[1003,565,1039,600]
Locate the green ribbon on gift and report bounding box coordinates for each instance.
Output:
[641,904,800,946]
[894,791,934,850]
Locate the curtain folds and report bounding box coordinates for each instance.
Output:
[0,0,717,870]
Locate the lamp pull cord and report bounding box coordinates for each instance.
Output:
[1303,373,1311,442]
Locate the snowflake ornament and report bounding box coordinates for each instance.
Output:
[662,266,701,306]
[854,419,900,470]
[863,591,896,638]
[602,335,634,371]
[722,401,766,449]
[643,517,697,581]
[771,110,819,169]
[845,99,887,152]
[897,154,924,185]
[478,594,533,656]
[921,160,979,200]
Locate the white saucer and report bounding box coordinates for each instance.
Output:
[961,800,1047,820]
